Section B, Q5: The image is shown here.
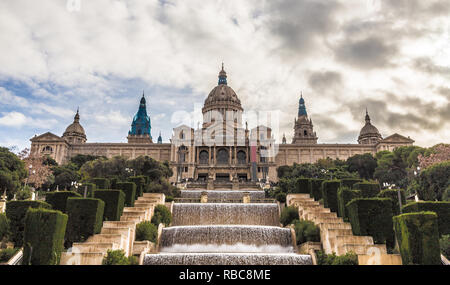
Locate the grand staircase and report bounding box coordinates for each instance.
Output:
[60,193,165,265]
[287,194,402,265]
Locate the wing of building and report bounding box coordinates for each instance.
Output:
[30,65,414,186]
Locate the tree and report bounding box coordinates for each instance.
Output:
[22,154,53,190]
[69,154,103,170]
[346,153,377,180]
[374,151,408,189]
[417,161,450,201]
[0,147,27,198]
[418,144,450,169]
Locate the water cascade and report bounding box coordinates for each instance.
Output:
[180,190,265,200]
[171,203,279,226]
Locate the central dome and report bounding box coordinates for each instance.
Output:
[202,64,243,114]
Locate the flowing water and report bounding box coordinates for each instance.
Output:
[171,203,279,226]
[159,225,294,252]
[144,190,312,265]
[180,190,266,200]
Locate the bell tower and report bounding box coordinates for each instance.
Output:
[292,94,318,145]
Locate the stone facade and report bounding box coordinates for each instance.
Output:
[30,66,415,183]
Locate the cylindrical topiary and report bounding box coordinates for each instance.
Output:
[116,182,137,207]
[402,201,450,236]
[45,191,81,213]
[393,211,441,265]
[90,178,110,190]
[353,182,381,198]
[321,180,341,214]
[93,190,125,221]
[23,208,68,265]
[310,179,324,201]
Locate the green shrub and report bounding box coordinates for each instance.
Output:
[135,221,157,242]
[322,180,341,213]
[341,178,363,189]
[23,208,68,265]
[151,205,172,227]
[393,211,441,265]
[0,248,19,263]
[65,198,105,245]
[78,183,96,198]
[93,190,125,221]
[165,196,174,203]
[294,220,320,245]
[315,251,358,265]
[310,179,324,201]
[0,213,8,240]
[295,178,311,194]
[275,192,286,203]
[109,177,119,190]
[116,182,137,207]
[128,176,146,199]
[378,189,406,216]
[102,249,130,265]
[128,255,139,265]
[5,200,51,247]
[16,189,32,200]
[440,235,450,260]
[90,178,110,190]
[347,198,394,248]
[337,187,361,219]
[353,182,380,198]
[280,206,299,226]
[402,201,450,236]
[45,191,81,213]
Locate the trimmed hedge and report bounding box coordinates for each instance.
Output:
[79,183,97,198]
[93,190,125,221]
[91,178,110,190]
[0,213,8,240]
[378,189,406,216]
[23,208,68,265]
[310,179,324,201]
[110,177,119,190]
[341,178,363,189]
[393,211,441,265]
[402,201,450,236]
[116,182,137,207]
[353,182,380,198]
[347,198,395,248]
[45,191,81,213]
[151,205,172,227]
[65,198,105,245]
[295,178,311,194]
[128,176,146,199]
[337,187,361,219]
[5,200,52,247]
[322,180,341,214]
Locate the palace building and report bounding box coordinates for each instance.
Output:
[30,65,414,186]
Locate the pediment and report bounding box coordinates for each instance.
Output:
[381,133,415,143]
[30,132,65,142]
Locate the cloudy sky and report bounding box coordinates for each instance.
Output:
[0,0,449,151]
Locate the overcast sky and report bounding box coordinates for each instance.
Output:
[0,0,449,151]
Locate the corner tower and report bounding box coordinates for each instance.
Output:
[128,92,153,144]
[292,94,318,144]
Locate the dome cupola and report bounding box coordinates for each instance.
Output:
[62,108,87,144]
[358,109,382,144]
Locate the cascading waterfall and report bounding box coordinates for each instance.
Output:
[144,190,313,265]
[159,225,294,253]
[171,203,279,226]
[180,190,266,200]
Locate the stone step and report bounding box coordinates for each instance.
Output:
[304,212,337,221]
[100,227,132,254]
[124,207,151,220]
[312,217,344,224]
[318,222,352,231]
[120,214,144,223]
[358,254,402,265]
[325,228,353,238]
[336,243,387,256]
[87,234,128,255]
[335,235,374,246]
[60,252,105,265]
[103,221,137,229]
[72,242,119,254]
[134,202,155,209]
[132,241,154,256]
[137,197,159,203]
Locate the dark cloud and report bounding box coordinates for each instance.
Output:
[266,0,341,53]
[381,0,450,19]
[346,92,450,133]
[414,57,450,76]
[308,71,342,92]
[334,37,397,69]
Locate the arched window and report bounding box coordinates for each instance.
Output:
[42,146,53,153]
[237,150,246,164]
[217,148,229,165]
[304,130,308,136]
[199,150,209,165]
[179,131,184,139]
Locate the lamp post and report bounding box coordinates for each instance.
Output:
[413,166,421,202]
[384,182,402,214]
